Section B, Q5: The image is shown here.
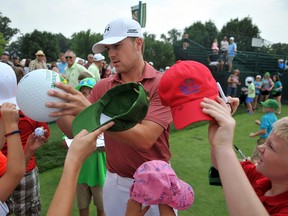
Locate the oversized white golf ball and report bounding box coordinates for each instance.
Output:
[16,69,66,122]
[34,127,45,137]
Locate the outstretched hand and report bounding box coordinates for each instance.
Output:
[67,121,114,164]
[46,82,91,117]
[201,96,236,149]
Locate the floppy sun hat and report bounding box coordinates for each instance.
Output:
[92,18,143,53]
[159,60,218,129]
[130,160,195,210]
[72,82,150,136]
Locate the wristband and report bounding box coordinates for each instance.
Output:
[4,130,21,138]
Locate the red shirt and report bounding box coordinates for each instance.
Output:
[88,63,173,178]
[0,152,7,177]
[1,111,50,173]
[242,161,288,215]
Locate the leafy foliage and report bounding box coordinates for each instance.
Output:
[19,30,60,62]
[0,12,19,41]
[70,29,102,59]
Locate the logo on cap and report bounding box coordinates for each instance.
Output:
[127,29,139,34]
[104,25,110,35]
[179,79,200,95]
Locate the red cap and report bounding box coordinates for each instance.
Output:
[159,60,218,129]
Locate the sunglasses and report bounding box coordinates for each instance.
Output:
[65,56,73,59]
[79,79,96,86]
[37,55,44,57]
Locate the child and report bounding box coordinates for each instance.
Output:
[249,99,278,163]
[252,75,262,110]
[64,77,106,216]
[0,62,46,214]
[126,160,194,216]
[226,69,241,97]
[201,97,288,215]
[245,78,255,114]
[271,75,282,115]
[47,123,114,216]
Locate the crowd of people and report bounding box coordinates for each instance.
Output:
[0,17,287,216]
[0,49,116,89]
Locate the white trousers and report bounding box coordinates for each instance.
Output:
[103,171,162,216]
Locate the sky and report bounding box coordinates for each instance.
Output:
[1,0,288,44]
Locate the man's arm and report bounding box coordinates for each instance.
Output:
[106,120,164,151]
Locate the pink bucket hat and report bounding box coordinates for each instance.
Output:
[130,160,195,210]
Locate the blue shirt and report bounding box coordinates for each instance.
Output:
[57,62,67,74]
[260,112,278,138]
[228,43,237,57]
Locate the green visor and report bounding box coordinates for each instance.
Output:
[72,82,150,136]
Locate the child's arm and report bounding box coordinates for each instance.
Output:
[125,199,150,216]
[0,103,26,202]
[24,131,47,165]
[249,129,266,137]
[47,122,114,216]
[158,204,176,216]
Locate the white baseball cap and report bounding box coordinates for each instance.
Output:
[92,18,143,53]
[230,37,234,41]
[0,62,18,106]
[93,53,105,61]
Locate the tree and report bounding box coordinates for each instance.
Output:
[19,30,60,62]
[160,28,182,44]
[0,11,19,42]
[220,17,260,51]
[184,20,218,47]
[55,33,70,53]
[144,32,175,70]
[0,33,7,54]
[70,30,102,59]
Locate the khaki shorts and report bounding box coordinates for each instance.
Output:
[76,184,104,210]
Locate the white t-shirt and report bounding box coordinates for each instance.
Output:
[0,201,9,216]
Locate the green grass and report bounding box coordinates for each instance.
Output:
[38,105,287,215]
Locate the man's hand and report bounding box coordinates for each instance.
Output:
[46,82,91,117]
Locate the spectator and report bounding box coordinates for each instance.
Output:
[207,47,220,72]
[245,77,255,114]
[47,18,173,216]
[11,55,22,68]
[29,50,48,71]
[259,72,274,102]
[88,54,105,82]
[220,36,229,53]
[56,53,67,74]
[0,62,46,214]
[182,33,190,50]
[271,75,282,115]
[200,97,288,215]
[211,38,219,50]
[226,69,241,97]
[249,99,278,163]
[227,37,237,73]
[50,61,60,73]
[0,51,13,66]
[84,54,94,69]
[252,75,262,110]
[64,50,93,88]
[46,123,114,216]
[127,160,194,215]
